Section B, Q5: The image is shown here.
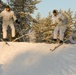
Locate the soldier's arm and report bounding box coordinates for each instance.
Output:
[58,14,65,22]
[51,20,57,26]
[12,11,20,24]
[12,11,17,21]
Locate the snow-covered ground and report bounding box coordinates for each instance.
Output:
[0,42,76,75]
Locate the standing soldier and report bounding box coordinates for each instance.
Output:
[0,5,19,41]
[52,10,67,43]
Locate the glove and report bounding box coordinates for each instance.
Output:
[15,19,20,24]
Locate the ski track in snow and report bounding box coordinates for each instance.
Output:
[0,42,76,75]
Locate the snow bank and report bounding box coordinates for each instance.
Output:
[0,42,76,75]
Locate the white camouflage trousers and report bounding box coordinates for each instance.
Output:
[2,22,15,39]
[54,25,66,41]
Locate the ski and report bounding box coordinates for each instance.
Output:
[12,34,28,42]
[0,39,10,46]
[50,43,63,51]
[50,39,68,51]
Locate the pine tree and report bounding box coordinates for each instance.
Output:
[71,12,76,41]
[33,12,53,43]
[36,12,41,21]
[33,12,42,42]
[41,12,53,43]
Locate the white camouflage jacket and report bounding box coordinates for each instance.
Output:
[0,9,17,23]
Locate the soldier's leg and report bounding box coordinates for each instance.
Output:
[9,24,15,38]
[2,23,8,39]
[59,26,66,43]
[54,26,59,40]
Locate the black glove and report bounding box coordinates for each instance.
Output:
[15,19,20,24]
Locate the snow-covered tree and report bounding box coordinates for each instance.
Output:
[33,12,53,43]
[40,12,53,43]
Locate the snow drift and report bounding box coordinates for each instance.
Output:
[0,42,76,75]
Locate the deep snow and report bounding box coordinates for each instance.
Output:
[0,42,76,75]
